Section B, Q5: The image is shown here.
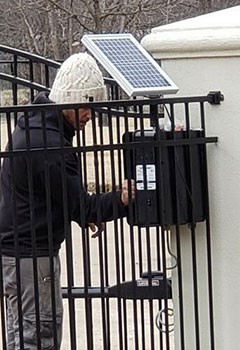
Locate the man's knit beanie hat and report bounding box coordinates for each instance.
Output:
[49,52,107,104]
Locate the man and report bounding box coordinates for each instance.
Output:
[0,52,135,349]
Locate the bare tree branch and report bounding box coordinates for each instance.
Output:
[1,0,240,58]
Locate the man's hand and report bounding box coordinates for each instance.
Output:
[88,179,135,235]
[121,179,135,206]
[88,222,106,238]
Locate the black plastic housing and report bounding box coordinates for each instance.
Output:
[123,129,206,227]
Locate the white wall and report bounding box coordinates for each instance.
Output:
[165,56,240,350]
[142,6,240,350]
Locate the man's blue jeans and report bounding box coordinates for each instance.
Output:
[2,255,63,350]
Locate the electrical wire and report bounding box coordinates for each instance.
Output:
[165,229,178,270]
[155,307,174,333]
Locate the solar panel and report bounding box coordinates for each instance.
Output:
[81,33,178,97]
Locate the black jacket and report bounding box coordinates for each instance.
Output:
[0,92,126,257]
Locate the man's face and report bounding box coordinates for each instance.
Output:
[63,108,92,130]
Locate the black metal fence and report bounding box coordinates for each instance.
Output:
[0,44,124,106]
[0,46,223,350]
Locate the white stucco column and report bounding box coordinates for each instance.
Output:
[142,6,240,350]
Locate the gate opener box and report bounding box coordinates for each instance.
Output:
[123,129,206,227]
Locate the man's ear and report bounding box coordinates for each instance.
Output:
[80,108,92,118]
[62,109,75,127]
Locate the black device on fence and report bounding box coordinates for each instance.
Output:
[123,129,206,227]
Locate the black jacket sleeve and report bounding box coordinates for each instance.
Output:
[47,152,127,227]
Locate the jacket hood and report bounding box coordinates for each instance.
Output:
[17,91,75,138]
[33,90,52,105]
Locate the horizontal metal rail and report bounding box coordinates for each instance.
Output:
[0,72,50,91]
[0,45,61,68]
[0,64,117,89]
[0,137,218,159]
[0,91,224,114]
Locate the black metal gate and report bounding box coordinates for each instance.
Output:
[0,46,223,350]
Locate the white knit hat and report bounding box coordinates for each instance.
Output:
[49,52,107,104]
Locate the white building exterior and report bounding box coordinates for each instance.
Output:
[142,6,240,350]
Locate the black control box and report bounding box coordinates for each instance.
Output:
[123,129,206,227]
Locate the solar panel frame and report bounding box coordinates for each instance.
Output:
[81,33,179,97]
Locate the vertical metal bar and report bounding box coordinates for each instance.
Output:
[140,105,157,348]
[24,111,42,349]
[3,112,24,349]
[160,228,170,347]
[29,59,35,102]
[200,102,215,350]
[92,108,110,350]
[115,107,130,350]
[122,106,131,350]
[150,102,170,347]
[0,107,2,153]
[41,110,58,348]
[123,105,140,350]
[174,230,185,350]
[80,124,92,296]
[156,232,164,350]
[45,64,50,88]
[191,227,201,349]
[65,227,76,350]
[81,122,88,191]
[146,227,155,350]
[155,226,165,349]
[137,226,146,350]
[130,233,139,350]
[168,102,186,350]
[98,111,107,193]
[135,106,147,350]
[88,108,105,350]
[0,249,7,350]
[114,83,119,101]
[185,103,200,350]
[152,104,171,348]
[135,110,148,348]
[97,112,109,350]
[98,233,108,350]
[12,55,18,124]
[104,225,111,350]
[98,112,112,350]
[107,107,125,350]
[156,226,162,271]
[77,113,93,350]
[110,84,114,101]
[58,111,77,350]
